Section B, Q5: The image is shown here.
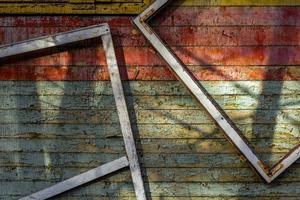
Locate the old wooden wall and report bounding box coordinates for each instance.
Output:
[1,0,300,199]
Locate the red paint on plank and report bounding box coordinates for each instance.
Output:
[153,7,300,26]
[2,26,300,46]
[1,46,299,66]
[0,8,299,81]
[0,65,300,81]
[0,7,299,27]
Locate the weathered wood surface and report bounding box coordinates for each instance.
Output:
[19,156,129,200]
[1,2,300,199]
[0,0,299,15]
[0,0,150,14]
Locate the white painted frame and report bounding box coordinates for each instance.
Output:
[0,24,146,200]
[133,0,300,183]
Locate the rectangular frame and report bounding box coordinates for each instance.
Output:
[0,24,146,200]
[133,0,300,183]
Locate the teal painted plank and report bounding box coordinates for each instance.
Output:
[1,152,299,168]
[1,94,300,110]
[0,123,299,139]
[0,81,299,95]
[0,167,300,183]
[2,166,300,182]
[0,109,297,124]
[2,196,299,200]
[41,197,300,200]
[0,138,298,153]
[1,181,300,197]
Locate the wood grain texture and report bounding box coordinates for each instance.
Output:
[0,0,150,14]
[1,4,300,199]
[0,0,299,15]
[0,12,299,81]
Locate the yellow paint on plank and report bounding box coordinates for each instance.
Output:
[0,0,299,14]
[173,0,300,6]
[0,0,151,14]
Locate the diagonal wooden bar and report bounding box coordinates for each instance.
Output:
[0,24,109,59]
[0,24,146,200]
[102,32,147,200]
[133,0,300,183]
[19,157,129,200]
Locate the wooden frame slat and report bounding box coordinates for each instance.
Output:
[0,24,146,200]
[19,157,129,200]
[133,0,300,183]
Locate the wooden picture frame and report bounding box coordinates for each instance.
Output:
[133,0,300,183]
[0,24,146,200]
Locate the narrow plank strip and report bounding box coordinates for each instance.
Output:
[0,123,299,139]
[2,167,300,182]
[0,109,298,124]
[0,2,149,14]
[1,46,298,67]
[171,0,300,6]
[1,152,299,168]
[1,26,300,46]
[1,94,300,110]
[102,31,146,200]
[0,81,298,96]
[0,24,109,59]
[1,138,299,154]
[2,65,300,81]
[1,7,299,27]
[19,156,129,200]
[2,181,300,197]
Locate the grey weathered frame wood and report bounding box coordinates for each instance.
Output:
[133,0,300,183]
[0,24,146,200]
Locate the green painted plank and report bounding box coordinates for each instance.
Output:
[2,166,300,182]
[2,181,300,196]
[2,197,300,200]
[0,138,298,153]
[44,198,300,200]
[1,94,300,110]
[1,152,299,168]
[0,109,297,124]
[0,81,299,96]
[0,123,299,139]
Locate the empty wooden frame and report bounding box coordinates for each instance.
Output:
[0,24,146,200]
[133,0,300,183]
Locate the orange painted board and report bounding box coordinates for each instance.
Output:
[1,26,300,46]
[1,65,300,81]
[0,7,299,27]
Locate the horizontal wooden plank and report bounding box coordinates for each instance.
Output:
[1,26,300,46]
[2,65,300,81]
[152,7,300,26]
[0,123,299,139]
[172,0,300,6]
[0,81,298,96]
[1,138,298,154]
[2,197,300,200]
[1,46,299,67]
[0,7,299,27]
[2,181,300,197]
[1,0,300,6]
[0,1,149,14]
[0,109,297,124]
[1,94,300,110]
[2,197,298,200]
[2,152,298,168]
[34,197,300,200]
[2,166,300,182]
[0,0,299,16]
[0,16,134,27]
